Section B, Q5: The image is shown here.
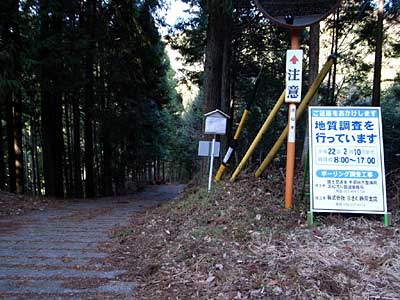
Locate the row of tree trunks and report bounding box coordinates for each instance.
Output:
[2,0,23,194]
[1,0,185,197]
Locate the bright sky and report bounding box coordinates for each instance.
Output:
[164,0,192,28]
[161,0,201,108]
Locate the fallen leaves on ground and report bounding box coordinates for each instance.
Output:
[0,191,63,218]
[102,168,400,300]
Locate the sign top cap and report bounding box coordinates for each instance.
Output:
[254,0,340,29]
[204,109,230,119]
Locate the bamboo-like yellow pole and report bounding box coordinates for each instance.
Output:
[214,164,227,181]
[234,110,249,140]
[215,110,249,181]
[215,65,265,182]
[255,55,336,178]
[230,91,286,182]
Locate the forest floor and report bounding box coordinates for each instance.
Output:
[101,168,400,300]
[0,184,185,300]
[0,191,66,218]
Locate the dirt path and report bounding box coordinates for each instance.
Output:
[0,184,185,300]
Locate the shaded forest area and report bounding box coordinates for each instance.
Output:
[0,0,198,199]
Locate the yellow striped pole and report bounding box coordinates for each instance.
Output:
[254,55,336,178]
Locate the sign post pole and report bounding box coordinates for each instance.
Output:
[202,109,229,193]
[284,30,302,209]
[208,135,216,192]
[285,103,297,208]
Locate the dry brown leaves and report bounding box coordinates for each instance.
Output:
[0,191,62,218]
[102,168,400,300]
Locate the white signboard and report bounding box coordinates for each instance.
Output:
[198,141,220,157]
[309,107,387,214]
[205,117,227,135]
[285,49,303,103]
[204,109,229,135]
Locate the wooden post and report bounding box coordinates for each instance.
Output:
[284,29,300,209]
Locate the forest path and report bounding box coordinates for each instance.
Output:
[0,184,185,300]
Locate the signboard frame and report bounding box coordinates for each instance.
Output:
[309,106,387,215]
[254,0,340,29]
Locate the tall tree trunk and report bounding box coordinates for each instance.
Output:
[220,4,233,153]
[227,49,236,146]
[73,94,83,198]
[31,117,41,195]
[93,122,100,195]
[0,114,5,190]
[84,0,96,198]
[330,9,339,104]
[14,92,24,194]
[220,4,233,113]
[372,0,384,107]
[203,0,232,113]
[162,161,165,183]
[30,117,37,195]
[5,94,16,193]
[326,13,336,105]
[40,0,64,198]
[100,51,112,196]
[301,23,320,167]
[102,129,113,195]
[64,99,73,197]
[41,91,64,197]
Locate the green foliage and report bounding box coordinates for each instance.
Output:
[381,79,400,170]
[340,74,400,171]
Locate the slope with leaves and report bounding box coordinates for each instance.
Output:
[102,168,400,299]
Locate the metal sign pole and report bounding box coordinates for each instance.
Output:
[208,135,216,192]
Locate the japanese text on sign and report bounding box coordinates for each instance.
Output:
[309,107,387,214]
[285,49,303,103]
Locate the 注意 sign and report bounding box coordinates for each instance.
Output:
[309,107,387,214]
[254,0,340,28]
[285,49,303,103]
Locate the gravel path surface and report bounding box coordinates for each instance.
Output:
[0,185,185,300]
